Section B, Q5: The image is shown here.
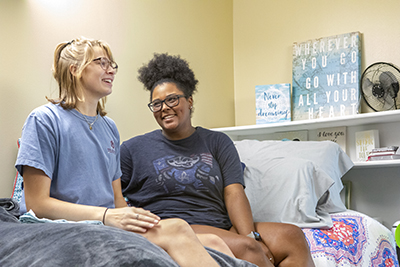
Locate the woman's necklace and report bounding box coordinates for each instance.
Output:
[75,107,99,130]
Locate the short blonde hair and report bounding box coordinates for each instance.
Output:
[48,37,116,116]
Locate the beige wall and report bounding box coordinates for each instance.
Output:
[2,0,399,198]
[0,0,234,197]
[233,0,400,126]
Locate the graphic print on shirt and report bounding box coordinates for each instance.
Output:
[152,153,219,193]
[107,140,116,154]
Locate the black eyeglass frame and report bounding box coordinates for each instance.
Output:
[148,94,186,112]
[93,57,118,73]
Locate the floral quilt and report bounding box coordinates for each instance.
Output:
[303,210,399,267]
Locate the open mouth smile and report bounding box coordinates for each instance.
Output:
[162,113,178,121]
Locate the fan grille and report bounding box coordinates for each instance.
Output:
[361,62,400,111]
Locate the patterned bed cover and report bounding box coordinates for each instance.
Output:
[303,210,399,267]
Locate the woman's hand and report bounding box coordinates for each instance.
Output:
[104,206,160,233]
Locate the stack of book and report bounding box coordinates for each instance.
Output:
[367,146,400,161]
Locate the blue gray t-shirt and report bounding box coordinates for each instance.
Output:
[120,127,244,230]
[15,103,122,214]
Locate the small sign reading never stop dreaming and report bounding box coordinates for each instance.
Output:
[256,83,291,124]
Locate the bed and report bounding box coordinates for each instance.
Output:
[0,197,255,266]
[235,139,399,267]
[2,139,256,267]
[4,139,398,266]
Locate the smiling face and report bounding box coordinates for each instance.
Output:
[151,82,194,140]
[80,46,116,103]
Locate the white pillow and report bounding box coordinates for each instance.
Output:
[234,140,354,228]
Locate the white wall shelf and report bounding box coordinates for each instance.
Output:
[212,109,400,138]
[353,160,400,169]
[212,109,400,169]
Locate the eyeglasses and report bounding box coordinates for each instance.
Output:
[93,57,118,73]
[148,94,185,112]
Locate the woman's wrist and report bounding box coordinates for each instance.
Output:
[247,231,262,241]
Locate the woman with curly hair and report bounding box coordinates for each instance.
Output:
[120,53,316,267]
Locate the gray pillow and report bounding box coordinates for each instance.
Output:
[235,140,353,228]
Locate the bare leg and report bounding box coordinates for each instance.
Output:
[192,224,273,267]
[197,233,235,258]
[255,222,315,267]
[142,218,220,267]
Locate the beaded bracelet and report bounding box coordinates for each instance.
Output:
[102,208,109,225]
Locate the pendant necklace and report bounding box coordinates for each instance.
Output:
[75,107,99,130]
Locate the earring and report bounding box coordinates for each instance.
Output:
[189,106,193,109]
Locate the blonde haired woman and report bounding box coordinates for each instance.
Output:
[15,37,240,267]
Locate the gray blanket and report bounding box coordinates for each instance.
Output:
[0,198,255,267]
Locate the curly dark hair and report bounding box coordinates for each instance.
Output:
[137,53,198,99]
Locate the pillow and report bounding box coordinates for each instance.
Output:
[243,156,334,228]
[234,140,354,228]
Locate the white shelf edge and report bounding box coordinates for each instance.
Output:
[212,109,400,137]
[353,160,400,169]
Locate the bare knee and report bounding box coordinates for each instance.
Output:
[144,218,193,245]
[158,218,195,240]
[196,233,234,257]
[278,224,308,246]
[199,234,223,248]
[235,237,263,257]
[230,237,274,266]
[161,218,191,233]
[270,224,314,266]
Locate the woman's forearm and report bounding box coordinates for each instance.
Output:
[224,183,255,235]
[23,165,107,221]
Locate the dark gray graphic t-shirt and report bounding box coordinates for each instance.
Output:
[120,127,244,230]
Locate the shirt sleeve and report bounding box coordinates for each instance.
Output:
[15,107,59,179]
[120,141,133,190]
[211,131,245,188]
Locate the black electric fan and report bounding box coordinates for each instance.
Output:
[361,62,400,111]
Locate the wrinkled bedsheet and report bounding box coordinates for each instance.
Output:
[0,198,255,267]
